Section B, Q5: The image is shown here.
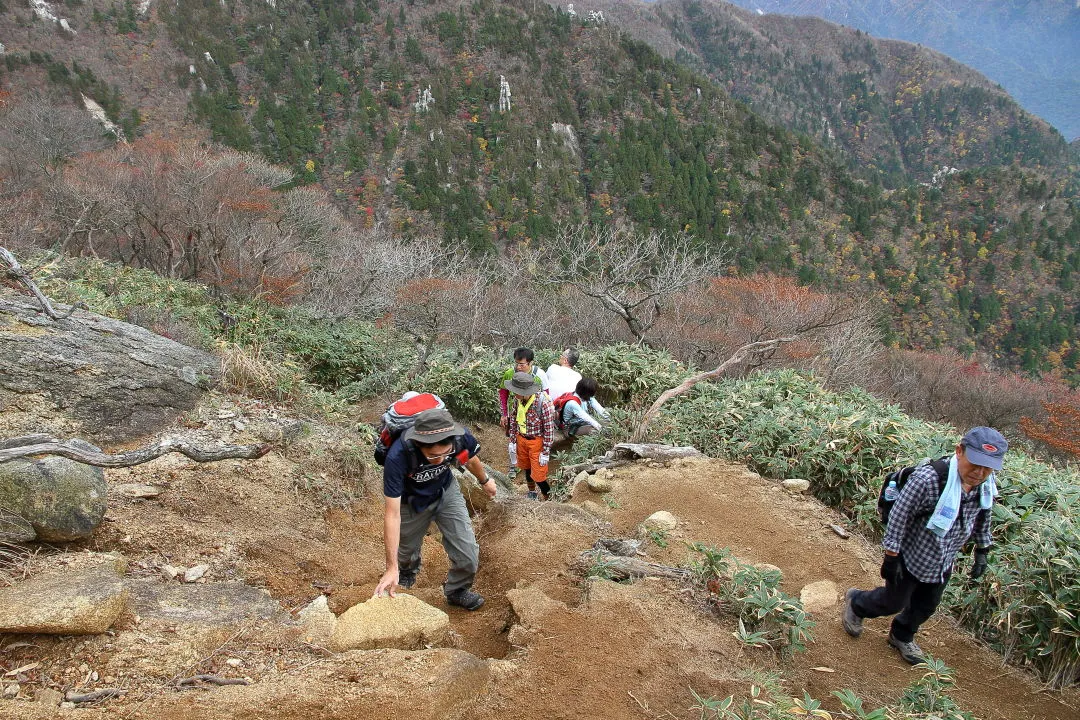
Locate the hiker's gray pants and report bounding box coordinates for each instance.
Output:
[398,479,479,595]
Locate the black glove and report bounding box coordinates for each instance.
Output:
[880,554,904,586]
[970,547,990,579]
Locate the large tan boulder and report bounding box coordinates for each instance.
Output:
[330,594,449,651]
[0,561,128,634]
[639,510,678,534]
[506,586,567,628]
[799,580,839,614]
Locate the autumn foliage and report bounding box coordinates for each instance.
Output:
[1020,402,1080,459]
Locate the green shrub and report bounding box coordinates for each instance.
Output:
[575,343,690,407]
[36,256,221,345]
[409,350,504,421]
[223,306,404,391]
[693,662,975,720]
[688,543,814,657]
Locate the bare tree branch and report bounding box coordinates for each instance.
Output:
[0,436,273,467]
[175,675,250,688]
[519,224,727,347]
[632,337,798,441]
[1,247,86,320]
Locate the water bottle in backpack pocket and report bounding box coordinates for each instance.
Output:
[877,457,950,527]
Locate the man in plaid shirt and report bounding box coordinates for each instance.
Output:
[842,427,1006,665]
[505,371,557,500]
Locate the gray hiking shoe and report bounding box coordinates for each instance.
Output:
[398,572,416,589]
[888,634,926,665]
[842,588,863,638]
[526,490,539,500]
[446,588,485,611]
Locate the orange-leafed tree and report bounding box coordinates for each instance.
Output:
[1020,402,1080,459]
[49,135,336,300]
[658,274,881,388]
[387,270,488,373]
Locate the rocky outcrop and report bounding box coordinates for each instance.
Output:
[0,560,128,634]
[0,436,107,542]
[0,294,219,443]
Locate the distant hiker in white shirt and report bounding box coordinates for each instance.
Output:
[546,347,582,399]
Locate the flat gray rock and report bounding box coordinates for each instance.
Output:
[128,579,284,624]
[0,294,218,443]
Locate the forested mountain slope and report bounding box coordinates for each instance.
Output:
[589,0,1075,185]
[722,0,1080,143]
[0,0,1077,379]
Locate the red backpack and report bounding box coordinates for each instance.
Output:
[374,393,444,465]
[551,392,581,429]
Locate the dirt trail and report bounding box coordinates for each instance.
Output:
[2,409,1077,720]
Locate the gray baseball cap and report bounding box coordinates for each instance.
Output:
[961,427,1008,471]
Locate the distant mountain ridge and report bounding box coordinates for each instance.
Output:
[718,0,1080,142]
[586,0,1074,185]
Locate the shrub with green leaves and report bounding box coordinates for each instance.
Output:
[36,256,221,346]
[575,343,690,407]
[693,661,975,720]
[688,543,815,656]
[409,350,505,421]
[653,369,1080,687]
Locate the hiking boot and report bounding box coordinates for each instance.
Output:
[888,634,926,665]
[526,491,539,500]
[507,467,518,481]
[446,588,485,611]
[398,571,416,589]
[842,588,863,638]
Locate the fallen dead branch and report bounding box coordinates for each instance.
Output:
[575,548,692,583]
[176,675,250,688]
[559,444,701,478]
[0,436,273,467]
[1,247,86,320]
[65,688,126,703]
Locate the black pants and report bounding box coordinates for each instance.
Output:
[851,560,950,643]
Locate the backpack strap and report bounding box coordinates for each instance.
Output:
[930,457,950,493]
[402,435,467,478]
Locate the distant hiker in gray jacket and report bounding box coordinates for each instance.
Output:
[842,427,1004,665]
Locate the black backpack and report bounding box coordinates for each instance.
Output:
[877,457,949,527]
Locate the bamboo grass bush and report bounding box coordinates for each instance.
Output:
[651,369,1080,688]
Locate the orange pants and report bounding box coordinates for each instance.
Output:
[514,435,549,483]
